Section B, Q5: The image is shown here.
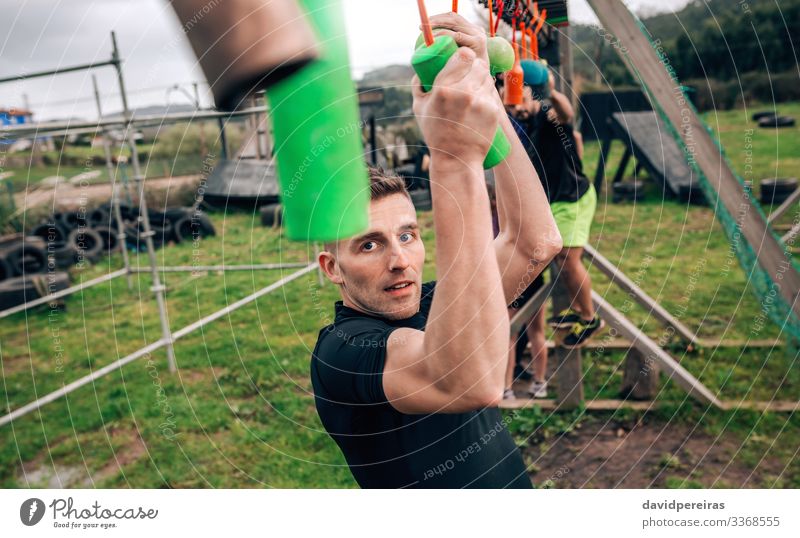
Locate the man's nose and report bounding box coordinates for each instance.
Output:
[388,240,411,272]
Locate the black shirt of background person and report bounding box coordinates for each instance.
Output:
[310,282,532,489]
[524,105,590,204]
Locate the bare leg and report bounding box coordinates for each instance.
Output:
[554,246,595,319]
[505,307,518,392]
[526,307,547,382]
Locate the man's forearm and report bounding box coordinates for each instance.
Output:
[548,90,574,125]
[423,157,509,403]
[493,112,562,301]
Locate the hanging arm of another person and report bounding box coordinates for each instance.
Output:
[425,13,563,305]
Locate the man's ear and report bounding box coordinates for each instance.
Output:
[318,250,343,285]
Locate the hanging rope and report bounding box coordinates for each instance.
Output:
[488,0,494,37]
[494,0,504,35]
[417,0,434,46]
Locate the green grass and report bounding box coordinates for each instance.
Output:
[1,103,799,488]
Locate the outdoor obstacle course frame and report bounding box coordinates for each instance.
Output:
[0,34,318,428]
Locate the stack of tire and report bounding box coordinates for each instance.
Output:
[29,203,216,265]
[0,234,70,311]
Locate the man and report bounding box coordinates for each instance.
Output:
[310,13,561,488]
[513,62,602,351]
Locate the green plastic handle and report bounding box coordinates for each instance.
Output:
[267,0,369,242]
[411,35,510,169]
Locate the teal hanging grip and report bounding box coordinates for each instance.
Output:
[267,0,369,242]
[411,35,510,169]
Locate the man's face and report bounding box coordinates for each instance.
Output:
[321,193,425,320]
[509,86,539,120]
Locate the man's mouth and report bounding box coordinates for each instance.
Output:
[384,281,414,295]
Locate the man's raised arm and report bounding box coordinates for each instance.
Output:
[421,13,562,305]
[492,110,562,303]
[383,43,510,414]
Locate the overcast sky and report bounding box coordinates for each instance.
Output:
[0,0,693,121]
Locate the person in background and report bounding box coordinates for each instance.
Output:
[498,61,602,399]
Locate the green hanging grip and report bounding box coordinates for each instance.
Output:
[411,35,510,169]
[267,0,369,242]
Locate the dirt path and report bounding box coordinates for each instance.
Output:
[523,416,787,488]
[15,175,200,211]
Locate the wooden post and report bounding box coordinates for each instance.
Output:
[620,347,660,400]
[551,266,584,409]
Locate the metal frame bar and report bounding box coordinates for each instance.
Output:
[0,107,264,139]
[129,263,310,273]
[0,269,127,319]
[0,263,310,319]
[0,263,316,428]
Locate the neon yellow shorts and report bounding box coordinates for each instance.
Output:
[550,185,597,248]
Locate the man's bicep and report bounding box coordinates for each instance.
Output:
[382,328,469,414]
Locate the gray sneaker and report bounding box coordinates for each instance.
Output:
[528,380,548,398]
[503,388,516,400]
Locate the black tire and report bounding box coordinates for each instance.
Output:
[173,214,214,243]
[68,228,104,264]
[195,210,215,237]
[758,115,796,128]
[1,238,48,276]
[752,111,777,122]
[409,189,432,211]
[612,180,645,202]
[88,206,110,228]
[163,207,191,225]
[57,211,86,232]
[0,256,11,283]
[30,221,69,247]
[53,244,78,268]
[260,204,282,227]
[0,273,71,311]
[150,220,174,248]
[93,226,120,253]
[761,178,798,205]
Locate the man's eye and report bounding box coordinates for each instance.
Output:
[362,241,377,251]
[400,232,413,242]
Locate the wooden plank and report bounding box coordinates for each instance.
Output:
[586,0,800,320]
[620,347,660,400]
[519,337,784,352]
[592,291,723,407]
[782,222,800,245]
[583,244,699,346]
[720,401,800,412]
[768,187,800,224]
[551,269,584,409]
[499,398,799,412]
[509,280,554,335]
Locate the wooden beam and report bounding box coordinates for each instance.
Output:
[583,244,699,346]
[518,337,784,353]
[509,280,554,335]
[768,187,800,224]
[586,0,800,321]
[782,222,800,245]
[592,291,723,408]
[499,398,800,412]
[551,268,584,409]
[620,347,660,400]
